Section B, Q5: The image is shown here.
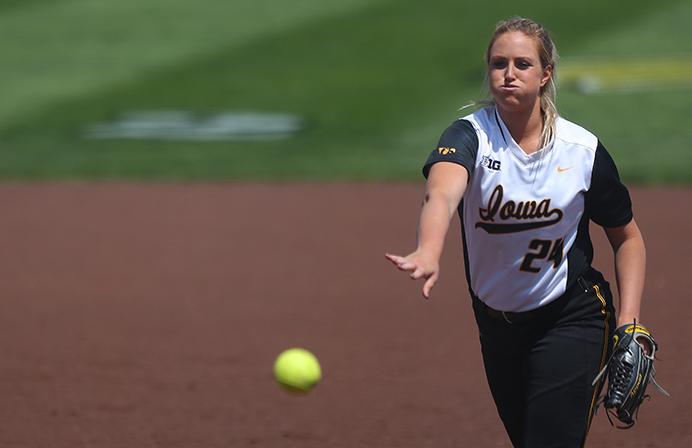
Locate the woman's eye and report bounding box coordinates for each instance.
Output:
[516,61,531,69]
[491,60,507,69]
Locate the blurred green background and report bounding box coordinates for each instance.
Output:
[1,0,690,183]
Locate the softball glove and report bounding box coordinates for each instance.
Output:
[593,323,668,428]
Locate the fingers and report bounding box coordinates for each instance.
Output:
[422,272,438,299]
[384,253,400,263]
[385,253,416,272]
[386,252,438,300]
[384,253,404,267]
[410,266,423,279]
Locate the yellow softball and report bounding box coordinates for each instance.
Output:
[273,348,322,393]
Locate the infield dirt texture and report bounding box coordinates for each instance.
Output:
[1,183,689,447]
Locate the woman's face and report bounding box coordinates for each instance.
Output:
[488,31,552,113]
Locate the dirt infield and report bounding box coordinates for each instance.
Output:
[0,183,689,447]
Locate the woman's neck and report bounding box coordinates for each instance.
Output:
[497,100,544,154]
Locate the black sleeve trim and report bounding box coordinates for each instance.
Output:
[585,141,633,228]
[422,119,479,179]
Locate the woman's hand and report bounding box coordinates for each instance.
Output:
[385,251,440,299]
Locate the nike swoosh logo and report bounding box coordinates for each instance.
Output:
[557,166,573,173]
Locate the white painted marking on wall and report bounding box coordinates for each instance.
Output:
[85,111,304,141]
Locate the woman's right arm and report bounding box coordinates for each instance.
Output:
[385,162,469,299]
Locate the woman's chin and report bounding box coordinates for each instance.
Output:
[494,98,524,112]
[494,93,540,113]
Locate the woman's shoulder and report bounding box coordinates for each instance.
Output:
[459,104,492,122]
[555,115,598,151]
[436,117,480,151]
[453,105,495,135]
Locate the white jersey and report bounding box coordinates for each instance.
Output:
[424,106,632,312]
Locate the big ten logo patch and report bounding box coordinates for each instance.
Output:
[437,146,456,155]
[481,156,501,171]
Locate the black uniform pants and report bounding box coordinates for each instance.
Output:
[472,272,616,448]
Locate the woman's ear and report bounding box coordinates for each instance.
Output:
[540,64,553,87]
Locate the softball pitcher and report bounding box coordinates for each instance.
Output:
[386,17,659,447]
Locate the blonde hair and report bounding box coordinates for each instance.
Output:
[470,17,559,148]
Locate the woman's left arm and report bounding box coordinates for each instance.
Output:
[604,219,646,327]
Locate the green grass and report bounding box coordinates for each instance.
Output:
[0,0,690,182]
[0,0,377,126]
[557,0,692,184]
